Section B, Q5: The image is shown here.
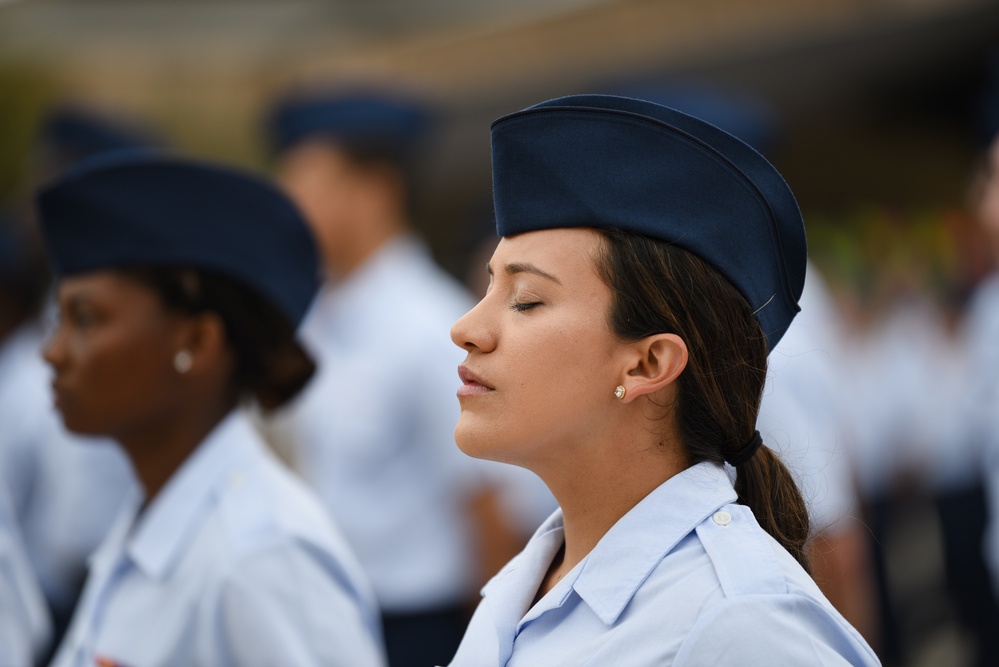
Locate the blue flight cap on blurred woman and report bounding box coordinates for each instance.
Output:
[266,89,431,158]
[490,94,806,352]
[35,150,319,327]
[606,81,781,157]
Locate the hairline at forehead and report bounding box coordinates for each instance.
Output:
[486,225,607,286]
[53,270,167,320]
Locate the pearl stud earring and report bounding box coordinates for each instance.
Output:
[174,350,193,374]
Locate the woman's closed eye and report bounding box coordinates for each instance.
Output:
[62,301,100,328]
[511,300,542,312]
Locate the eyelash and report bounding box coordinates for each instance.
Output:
[68,308,99,327]
[511,301,542,312]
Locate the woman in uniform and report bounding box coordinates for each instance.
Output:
[447,95,880,665]
[37,151,386,667]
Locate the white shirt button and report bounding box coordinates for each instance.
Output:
[712,510,732,526]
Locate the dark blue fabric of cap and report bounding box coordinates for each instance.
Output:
[36,150,319,327]
[267,91,430,157]
[490,94,807,351]
[40,106,161,161]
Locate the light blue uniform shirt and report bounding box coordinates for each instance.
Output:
[0,482,51,666]
[449,462,880,667]
[50,411,386,667]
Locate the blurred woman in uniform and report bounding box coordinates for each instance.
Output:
[37,151,385,667]
[447,95,880,666]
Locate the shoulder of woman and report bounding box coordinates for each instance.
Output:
[206,544,385,667]
[672,591,880,666]
[693,503,813,600]
[213,448,350,561]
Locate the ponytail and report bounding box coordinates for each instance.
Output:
[734,446,811,572]
[598,228,812,571]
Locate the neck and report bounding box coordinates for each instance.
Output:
[534,419,686,591]
[326,216,406,278]
[116,397,236,503]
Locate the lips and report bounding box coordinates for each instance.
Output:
[49,375,76,406]
[50,379,66,403]
[457,364,494,397]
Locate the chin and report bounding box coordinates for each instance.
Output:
[454,429,488,460]
[455,420,530,468]
[56,410,109,438]
[454,419,503,462]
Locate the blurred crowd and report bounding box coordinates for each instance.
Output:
[1,62,999,666]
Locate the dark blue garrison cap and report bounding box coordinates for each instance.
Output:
[267,90,431,158]
[36,151,319,327]
[39,106,162,163]
[490,94,807,352]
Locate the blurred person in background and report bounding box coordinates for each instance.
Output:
[971,124,999,665]
[29,104,165,186]
[39,152,385,667]
[833,195,999,665]
[838,219,961,667]
[832,74,999,661]
[260,87,528,667]
[898,153,999,667]
[0,104,152,655]
[760,267,878,646]
[0,219,52,666]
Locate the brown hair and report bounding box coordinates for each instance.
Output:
[124,266,315,412]
[596,226,811,571]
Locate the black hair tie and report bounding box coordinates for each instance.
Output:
[726,430,763,467]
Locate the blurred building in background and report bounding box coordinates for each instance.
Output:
[3,1,999,665]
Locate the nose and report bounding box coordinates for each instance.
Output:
[450,297,497,354]
[42,321,68,371]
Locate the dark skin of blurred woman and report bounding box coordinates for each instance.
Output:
[46,270,240,501]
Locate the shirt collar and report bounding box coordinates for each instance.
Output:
[481,514,567,666]
[125,411,258,580]
[570,462,737,625]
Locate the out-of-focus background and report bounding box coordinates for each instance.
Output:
[2,0,998,272]
[3,1,999,665]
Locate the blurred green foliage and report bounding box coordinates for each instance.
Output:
[806,203,989,315]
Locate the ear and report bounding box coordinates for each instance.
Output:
[618,333,688,401]
[172,312,230,377]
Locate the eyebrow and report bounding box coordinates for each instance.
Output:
[486,261,563,285]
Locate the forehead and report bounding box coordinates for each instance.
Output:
[278,138,354,173]
[56,269,156,305]
[493,227,604,271]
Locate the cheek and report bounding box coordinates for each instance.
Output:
[105,337,177,403]
[64,331,176,433]
[454,325,613,461]
[290,184,329,229]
